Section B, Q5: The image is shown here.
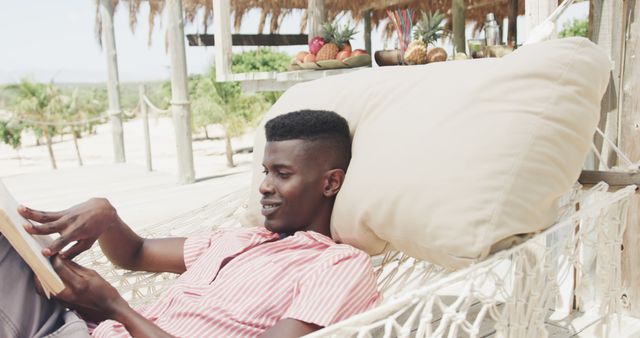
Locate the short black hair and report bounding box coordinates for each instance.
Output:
[265,110,352,170]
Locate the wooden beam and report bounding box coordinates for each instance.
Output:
[590,0,625,169]
[187,34,308,46]
[138,85,152,172]
[578,170,640,188]
[99,0,125,163]
[168,0,195,184]
[620,0,639,319]
[308,0,325,42]
[452,0,466,54]
[524,0,557,38]
[213,0,233,82]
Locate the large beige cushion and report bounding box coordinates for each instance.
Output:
[243,37,610,269]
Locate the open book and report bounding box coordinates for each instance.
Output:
[0,180,64,297]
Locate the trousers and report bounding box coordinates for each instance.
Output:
[0,234,90,338]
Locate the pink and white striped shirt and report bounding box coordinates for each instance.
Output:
[91,227,380,337]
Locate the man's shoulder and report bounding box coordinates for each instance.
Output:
[321,242,373,266]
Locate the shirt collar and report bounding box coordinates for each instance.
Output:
[293,230,337,246]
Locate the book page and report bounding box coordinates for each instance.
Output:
[0,180,64,295]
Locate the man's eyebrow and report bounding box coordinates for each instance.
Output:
[271,164,292,170]
[261,163,291,168]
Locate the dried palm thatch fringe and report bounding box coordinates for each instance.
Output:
[94,0,544,45]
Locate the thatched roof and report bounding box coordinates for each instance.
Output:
[98,0,540,43]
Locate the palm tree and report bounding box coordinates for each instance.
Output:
[50,89,84,166]
[189,72,267,167]
[9,80,62,170]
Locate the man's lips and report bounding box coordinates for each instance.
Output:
[260,200,281,217]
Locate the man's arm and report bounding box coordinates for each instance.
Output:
[20,198,186,274]
[258,318,321,338]
[42,256,175,338]
[97,217,186,274]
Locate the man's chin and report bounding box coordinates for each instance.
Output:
[263,220,280,233]
[264,220,295,235]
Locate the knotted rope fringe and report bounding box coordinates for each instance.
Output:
[75,180,635,337]
[306,184,636,338]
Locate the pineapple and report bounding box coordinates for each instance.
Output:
[317,22,358,60]
[414,11,445,46]
[405,11,446,64]
[404,40,428,65]
[335,24,358,52]
[316,43,340,61]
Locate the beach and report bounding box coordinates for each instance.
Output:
[0,117,255,228]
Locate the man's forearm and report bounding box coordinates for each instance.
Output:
[98,215,145,270]
[98,215,187,274]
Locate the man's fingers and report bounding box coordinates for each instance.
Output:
[24,217,67,236]
[17,205,64,223]
[61,241,92,259]
[52,256,82,281]
[45,233,74,257]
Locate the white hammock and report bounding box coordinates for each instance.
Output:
[76,1,639,333]
[74,177,637,337]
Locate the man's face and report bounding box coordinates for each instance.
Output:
[260,140,327,234]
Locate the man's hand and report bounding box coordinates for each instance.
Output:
[19,198,119,258]
[35,256,127,323]
[37,257,174,337]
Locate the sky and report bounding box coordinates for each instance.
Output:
[0,1,588,84]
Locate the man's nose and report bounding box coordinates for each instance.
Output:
[259,176,274,195]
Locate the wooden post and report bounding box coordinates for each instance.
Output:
[590,0,625,169]
[364,9,372,55]
[213,0,232,82]
[619,0,639,318]
[508,0,518,47]
[99,0,126,163]
[308,0,325,43]
[139,85,152,172]
[72,128,83,167]
[524,0,557,38]
[167,0,195,184]
[452,0,466,54]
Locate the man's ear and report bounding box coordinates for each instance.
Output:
[323,169,346,198]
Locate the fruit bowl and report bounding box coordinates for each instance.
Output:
[374,49,404,66]
[292,54,372,71]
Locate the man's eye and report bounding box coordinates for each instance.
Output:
[262,170,268,175]
[277,172,290,178]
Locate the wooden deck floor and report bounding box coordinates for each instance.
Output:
[2,163,252,230]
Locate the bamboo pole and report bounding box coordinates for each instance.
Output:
[139,85,153,172]
[364,9,372,55]
[99,0,126,163]
[72,128,83,166]
[308,0,326,43]
[213,0,232,82]
[508,0,518,47]
[452,0,466,54]
[168,0,195,184]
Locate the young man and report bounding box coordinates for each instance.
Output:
[0,110,379,338]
